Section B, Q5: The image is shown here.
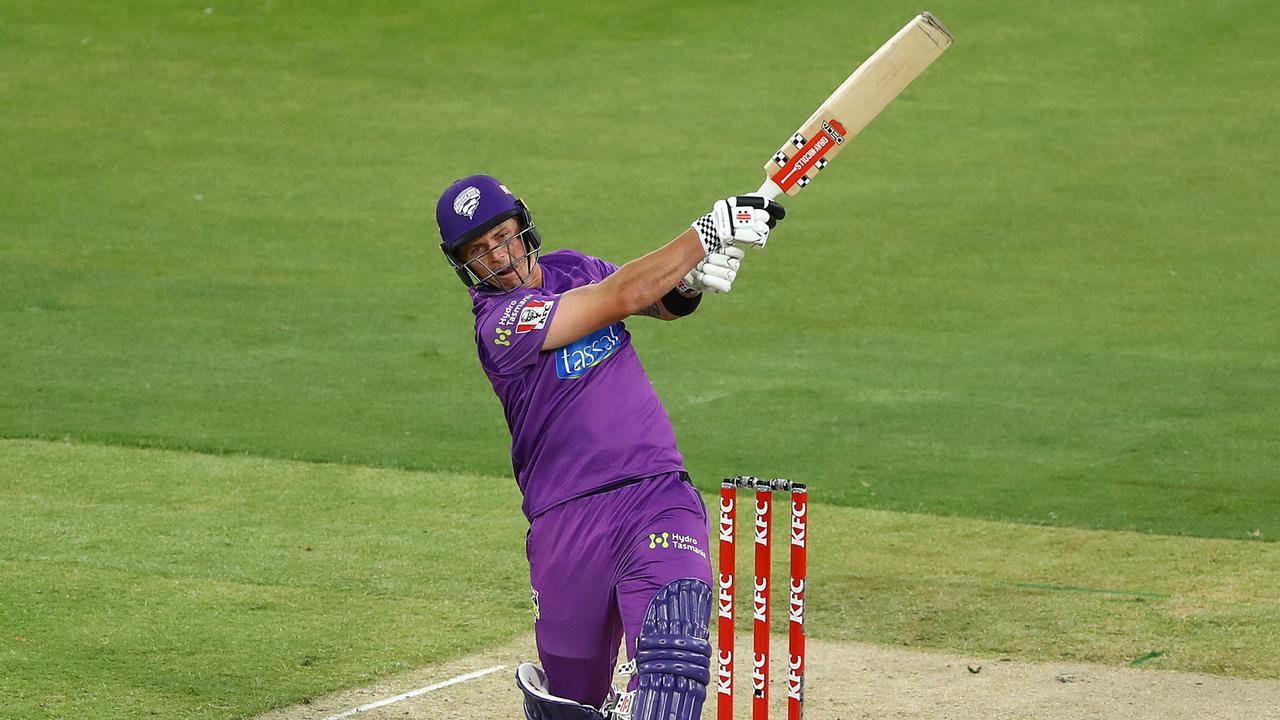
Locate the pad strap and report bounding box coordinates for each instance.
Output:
[635,635,713,684]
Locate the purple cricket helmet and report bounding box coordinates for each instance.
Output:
[436,175,542,288]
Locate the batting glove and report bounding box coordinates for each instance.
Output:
[677,245,746,295]
[691,195,786,254]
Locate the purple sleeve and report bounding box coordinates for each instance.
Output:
[590,256,620,279]
[476,291,561,376]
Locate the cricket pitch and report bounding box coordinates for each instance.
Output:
[255,633,1280,720]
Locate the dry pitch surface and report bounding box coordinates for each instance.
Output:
[256,634,1280,720]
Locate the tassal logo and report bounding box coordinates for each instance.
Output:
[555,323,623,379]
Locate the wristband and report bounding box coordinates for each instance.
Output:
[661,287,703,317]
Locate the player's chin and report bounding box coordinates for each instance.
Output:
[494,268,521,289]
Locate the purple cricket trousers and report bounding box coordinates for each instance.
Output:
[526,471,713,707]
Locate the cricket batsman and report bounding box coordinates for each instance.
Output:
[435,175,783,720]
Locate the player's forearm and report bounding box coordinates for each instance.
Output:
[541,200,779,349]
[600,229,703,316]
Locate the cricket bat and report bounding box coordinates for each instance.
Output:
[757,12,954,200]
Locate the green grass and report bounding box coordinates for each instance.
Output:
[807,505,1280,678]
[2,0,1278,717]
[1,440,531,719]
[3,439,1277,720]
[2,1,1277,539]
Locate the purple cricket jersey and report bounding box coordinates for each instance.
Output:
[469,249,686,520]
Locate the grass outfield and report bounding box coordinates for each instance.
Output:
[2,1,1278,718]
[2,440,1277,719]
[2,2,1277,539]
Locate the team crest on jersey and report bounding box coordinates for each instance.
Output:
[515,300,553,334]
[453,186,481,219]
[555,323,623,379]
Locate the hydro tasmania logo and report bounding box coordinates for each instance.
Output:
[555,323,623,379]
[648,531,707,558]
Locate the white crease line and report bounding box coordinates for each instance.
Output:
[319,665,507,720]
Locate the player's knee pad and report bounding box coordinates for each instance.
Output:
[631,578,713,720]
[516,663,608,720]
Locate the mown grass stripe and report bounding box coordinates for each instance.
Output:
[1011,582,1170,600]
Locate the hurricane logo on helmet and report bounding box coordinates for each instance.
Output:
[453,186,481,219]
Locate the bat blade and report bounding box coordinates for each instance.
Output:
[759,12,953,199]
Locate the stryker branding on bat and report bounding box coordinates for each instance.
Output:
[757,12,953,200]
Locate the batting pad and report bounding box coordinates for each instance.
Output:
[632,578,713,720]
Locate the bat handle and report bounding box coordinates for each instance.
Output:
[755,177,784,201]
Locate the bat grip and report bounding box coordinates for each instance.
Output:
[755,177,784,201]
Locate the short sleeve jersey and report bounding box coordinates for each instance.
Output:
[469,249,685,520]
